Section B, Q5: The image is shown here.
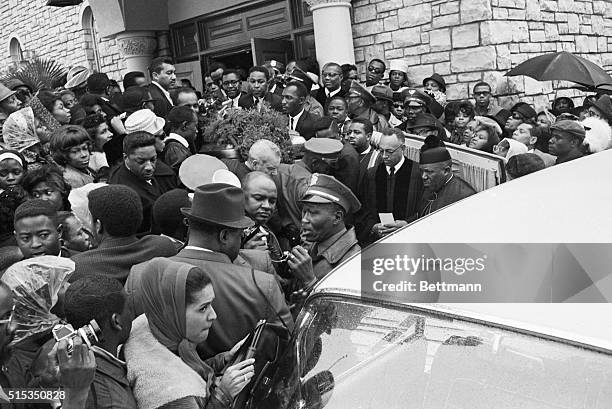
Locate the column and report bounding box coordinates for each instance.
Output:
[304,0,355,67]
[156,31,172,58]
[115,31,157,79]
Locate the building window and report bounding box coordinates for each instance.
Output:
[9,38,23,63]
[82,6,101,71]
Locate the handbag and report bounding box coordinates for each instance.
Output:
[225,319,291,409]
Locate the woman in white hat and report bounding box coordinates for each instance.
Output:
[388,59,409,93]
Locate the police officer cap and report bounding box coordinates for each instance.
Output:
[300,173,361,214]
[348,80,376,105]
[401,88,432,107]
[304,138,343,158]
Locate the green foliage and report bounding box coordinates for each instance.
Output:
[205,105,294,162]
[0,58,67,92]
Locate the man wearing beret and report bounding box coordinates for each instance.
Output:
[548,120,585,164]
[418,143,476,217]
[347,81,389,132]
[272,138,343,249]
[287,174,361,288]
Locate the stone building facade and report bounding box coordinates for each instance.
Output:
[351,0,612,110]
[0,0,125,80]
[1,0,611,112]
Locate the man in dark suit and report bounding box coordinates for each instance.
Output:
[346,117,381,188]
[147,56,176,118]
[169,183,293,358]
[238,66,283,112]
[108,132,179,234]
[220,69,244,109]
[282,81,319,141]
[314,62,347,108]
[70,185,177,284]
[357,128,423,245]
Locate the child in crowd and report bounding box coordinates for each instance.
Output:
[21,164,72,211]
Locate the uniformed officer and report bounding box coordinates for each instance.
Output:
[287,173,362,290]
[347,81,390,132]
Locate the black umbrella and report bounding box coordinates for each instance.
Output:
[505,51,612,88]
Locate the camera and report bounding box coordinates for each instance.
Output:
[52,320,101,353]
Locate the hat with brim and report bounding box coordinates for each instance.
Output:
[179,154,228,190]
[4,79,32,93]
[593,94,612,122]
[371,85,393,103]
[422,73,446,93]
[402,88,432,107]
[510,102,537,119]
[125,109,165,135]
[65,66,92,89]
[348,80,376,106]
[181,183,254,229]
[404,113,438,130]
[550,119,586,140]
[300,173,361,214]
[0,83,16,103]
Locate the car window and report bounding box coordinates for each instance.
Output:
[260,296,612,409]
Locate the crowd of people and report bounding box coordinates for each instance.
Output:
[0,51,612,408]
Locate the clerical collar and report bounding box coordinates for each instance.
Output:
[184,245,213,252]
[386,155,405,175]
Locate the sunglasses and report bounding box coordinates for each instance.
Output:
[367,66,383,74]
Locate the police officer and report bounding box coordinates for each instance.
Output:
[287,173,361,290]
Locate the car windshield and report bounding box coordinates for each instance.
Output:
[256,296,612,409]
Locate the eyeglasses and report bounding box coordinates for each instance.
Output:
[474,91,490,96]
[511,113,523,120]
[322,72,340,78]
[222,80,240,87]
[368,66,383,74]
[0,305,15,327]
[377,145,403,156]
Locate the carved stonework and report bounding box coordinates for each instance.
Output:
[117,36,157,57]
[304,0,351,7]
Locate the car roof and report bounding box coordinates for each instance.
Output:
[313,151,612,352]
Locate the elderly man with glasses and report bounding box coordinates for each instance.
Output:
[356,128,423,244]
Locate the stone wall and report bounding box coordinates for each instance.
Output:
[352,0,612,111]
[0,0,125,81]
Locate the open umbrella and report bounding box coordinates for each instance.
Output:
[505,51,612,88]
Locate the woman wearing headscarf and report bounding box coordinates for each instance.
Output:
[1,106,51,170]
[124,258,255,409]
[493,137,529,162]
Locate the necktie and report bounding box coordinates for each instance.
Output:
[290,116,295,130]
[386,166,395,213]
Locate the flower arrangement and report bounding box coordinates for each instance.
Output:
[203,105,294,163]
